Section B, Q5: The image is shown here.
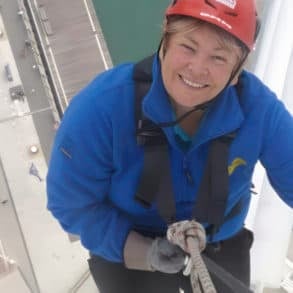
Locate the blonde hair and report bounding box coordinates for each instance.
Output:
[160,15,247,60]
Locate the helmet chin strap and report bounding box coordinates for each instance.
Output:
[157,100,212,128]
[157,51,248,129]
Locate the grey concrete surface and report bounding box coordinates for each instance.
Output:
[0,0,56,163]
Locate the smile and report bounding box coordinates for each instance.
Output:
[179,75,208,89]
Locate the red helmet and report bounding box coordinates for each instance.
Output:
[165,0,257,50]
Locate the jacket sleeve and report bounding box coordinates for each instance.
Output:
[46,89,133,263]
[260,97,293,207]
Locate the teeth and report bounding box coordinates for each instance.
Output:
[181,76,207,88]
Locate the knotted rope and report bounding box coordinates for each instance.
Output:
[167,220,217,293]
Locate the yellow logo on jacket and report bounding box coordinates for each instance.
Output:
[228,157,247,175]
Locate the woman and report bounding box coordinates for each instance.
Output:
[47,0,293,292]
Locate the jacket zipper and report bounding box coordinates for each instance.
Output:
[183,157,194,185]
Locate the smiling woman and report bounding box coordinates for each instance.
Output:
[47,1,293,292]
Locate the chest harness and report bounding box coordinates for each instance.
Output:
[133,55,243,240]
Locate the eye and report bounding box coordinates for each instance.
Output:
[180,44,196,53]
[212,55,227,64]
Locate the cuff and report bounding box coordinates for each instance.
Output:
[123,231,154,271]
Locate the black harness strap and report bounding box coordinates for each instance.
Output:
[135,143,176,223]
[194,133,236,237]
[133,55,242,231]
[134,56,176,223]
[133,55,154,128]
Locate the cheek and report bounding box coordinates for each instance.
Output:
[211,67,233,84]
[162,59,178,82]
[165,46,188,69]
[172,52,190,68]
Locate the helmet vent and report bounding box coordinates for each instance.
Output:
[205,0,217,9]
[224,11,238,17]
[171,0,178,7]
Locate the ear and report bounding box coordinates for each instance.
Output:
[159,42,164,60]
[159,38,168,60]
[230,49,248,85]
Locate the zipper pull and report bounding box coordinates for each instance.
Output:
[185,170,194,185]
[183,158,194,185]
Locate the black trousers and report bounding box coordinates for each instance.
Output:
[88,228,253,293]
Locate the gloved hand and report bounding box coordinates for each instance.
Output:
[124,231,187,273]
[167,220,206,254]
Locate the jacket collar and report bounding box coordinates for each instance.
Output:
[142,54,244,148]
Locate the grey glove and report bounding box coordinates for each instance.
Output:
[124,231,186,274]
[148,237,187,273]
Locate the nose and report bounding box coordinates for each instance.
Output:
[187,54,209,76]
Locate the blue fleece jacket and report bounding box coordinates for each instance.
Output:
[47,55,293,263]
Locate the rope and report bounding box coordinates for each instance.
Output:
[167,220,217,293]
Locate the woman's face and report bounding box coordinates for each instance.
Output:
[161,24,241,110]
